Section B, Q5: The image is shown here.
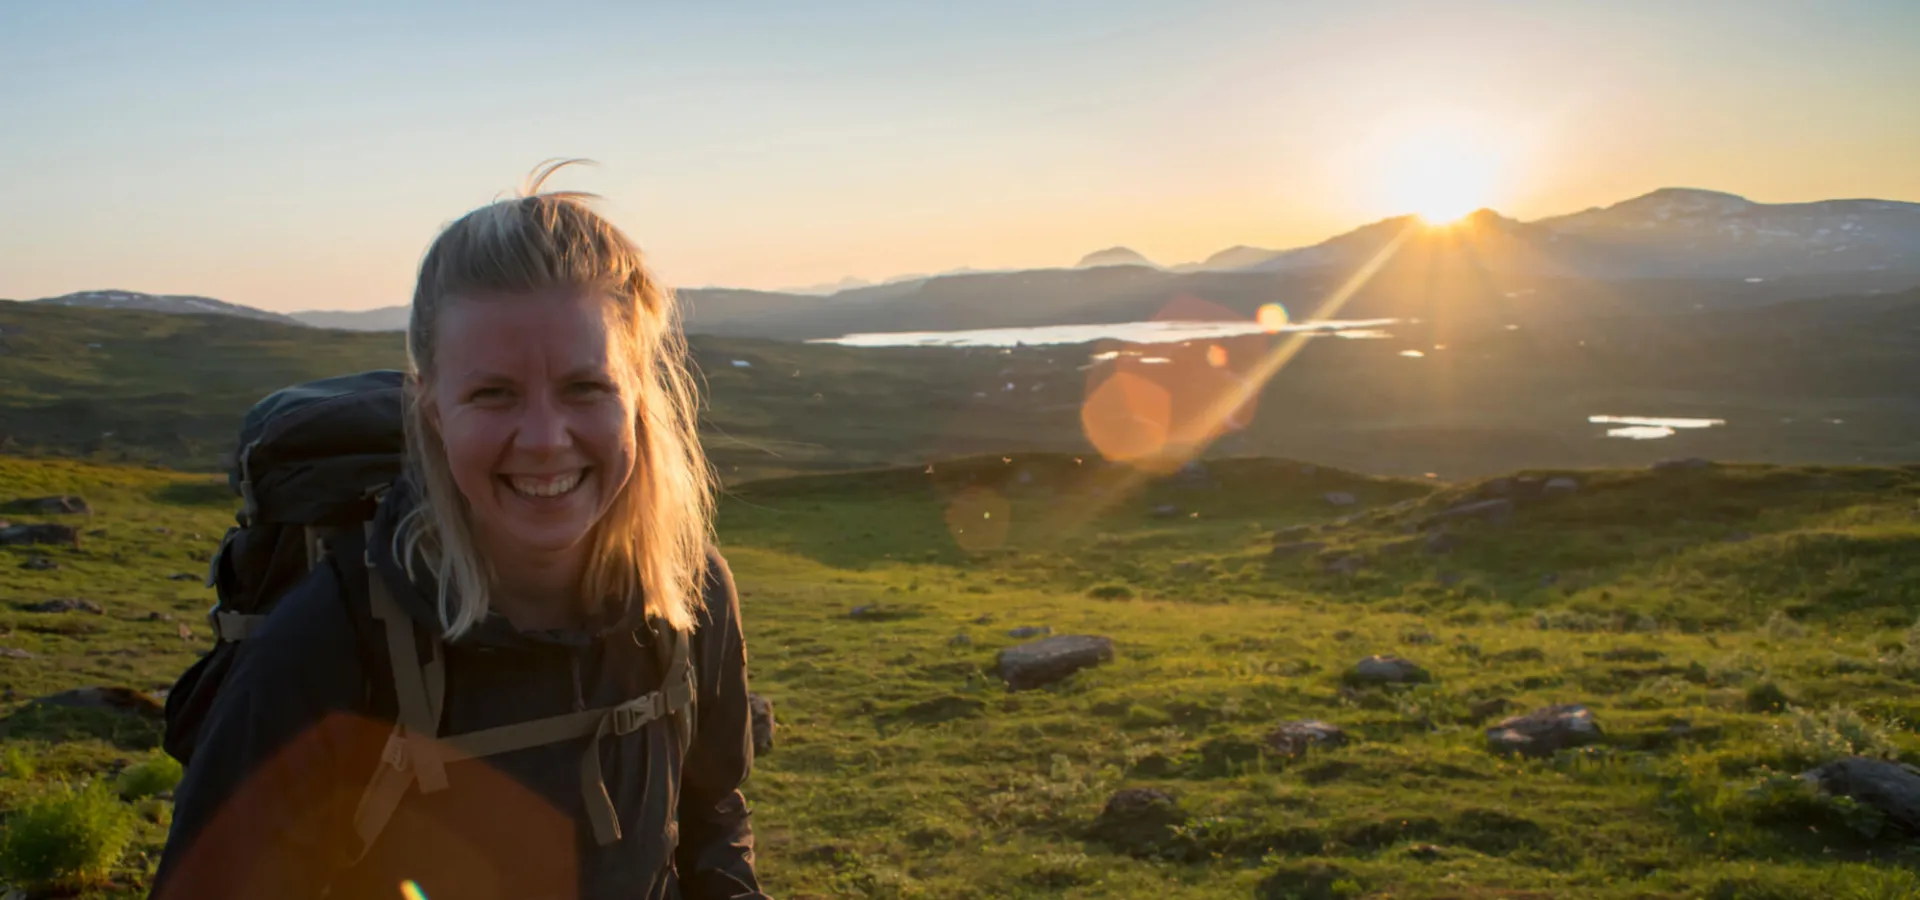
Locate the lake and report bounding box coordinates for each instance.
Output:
[810,318,1401,348]
[1590,415,1727,440]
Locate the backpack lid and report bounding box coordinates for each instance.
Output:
[233,370,407,525]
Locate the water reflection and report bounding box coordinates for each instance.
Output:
[812,317,1400,348]
[1590,415,1726,440]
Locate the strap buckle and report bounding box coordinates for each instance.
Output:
[611,693,662,735]
[380,732,412,772]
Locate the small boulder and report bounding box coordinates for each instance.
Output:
[1349,655,1429,685]
[1,647,33,660]
[1265,719,1348,758]
[20,556,57,571]
[1323,492,1358,507]
[4,495,90,515]
[1486,704,1602,757]
[0,522,81,547]
[1799,757,1920,834]
[1090,788,1184,856]
[1007,625,1052,639]
[20,598,104,615]
[747,692,777,756]
[1651,457,1712,472]
[1544,477,1580,495]
[30,686,165,720]
[996,634,1114,690]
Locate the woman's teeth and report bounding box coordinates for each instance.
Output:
[507,470,584,498]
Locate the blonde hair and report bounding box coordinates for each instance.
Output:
[398,158,714,638]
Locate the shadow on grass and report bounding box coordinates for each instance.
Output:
[152,478,237,509]
[1,705,162,752]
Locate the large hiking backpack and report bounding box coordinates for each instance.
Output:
[162,369,695,850]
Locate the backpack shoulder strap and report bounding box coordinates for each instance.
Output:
[350,525,448,856]
[651,620,696,761]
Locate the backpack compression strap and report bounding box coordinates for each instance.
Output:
[350,539,695,851]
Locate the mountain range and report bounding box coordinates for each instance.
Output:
[11,188,1919,339]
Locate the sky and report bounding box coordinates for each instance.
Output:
[2,0,1917,312]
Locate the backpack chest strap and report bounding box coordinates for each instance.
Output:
[351,548,696,852]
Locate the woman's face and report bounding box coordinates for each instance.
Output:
[424,287,638,564]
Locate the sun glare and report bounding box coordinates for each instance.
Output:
[1371,122,1503,225]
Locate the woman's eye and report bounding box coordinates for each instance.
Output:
[469,387,510,402]
[568,381,611,396]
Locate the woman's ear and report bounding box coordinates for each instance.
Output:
[410,374,442,432]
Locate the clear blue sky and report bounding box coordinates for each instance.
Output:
[3,0,1917,311]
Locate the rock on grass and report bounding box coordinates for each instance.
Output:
[1486,704,1602,757]
[1347,655,1429,685]
[996,634,1114,690]
[1090,788,1183,856]
[748,692,776,756]
[1800,756,1920,833]
[1266,719,1348,758]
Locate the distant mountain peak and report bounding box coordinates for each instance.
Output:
[29,289,300,325]
[1076,247,1156,268]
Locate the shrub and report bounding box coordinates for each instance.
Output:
[1087,583,1135,601]
[1,745,37,780]
[0,780,136,891]
[116,752,183,800]
[1769,704,1899,767]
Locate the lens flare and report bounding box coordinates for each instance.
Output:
[1256,304,1289,333]
[1206,345,1229,368]
[1080,370,1172,464]
[944,486,1011,552]
[401,881,428,900]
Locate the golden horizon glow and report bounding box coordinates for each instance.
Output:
[1372,121,1505,226]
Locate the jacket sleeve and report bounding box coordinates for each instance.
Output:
[673,547,769,900]
[150,563,379,900]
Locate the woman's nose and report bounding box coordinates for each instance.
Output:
[514,393,572,453]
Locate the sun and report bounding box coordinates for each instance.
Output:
[1372,123,1502,225]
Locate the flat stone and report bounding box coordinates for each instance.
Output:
[1006,625,1052,639]
[20,598,104,615]
[4,495,91,515]
[0,522,81,547]
[1323,492,1358,507]
[1486,704,1602,757]
[1265,719,1349,757]
[31,686,165,720]
[1350,655,1429,685]
[1544,477,1580,494]
[747,692,776,756]
[1800,757,1920,833]
[996,634,1114,690]
[0,647,33,660]
[1421,498,1514,529]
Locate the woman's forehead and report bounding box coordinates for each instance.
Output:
[435,290,621,375]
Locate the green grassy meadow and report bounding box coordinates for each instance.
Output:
[5,452,1920,897]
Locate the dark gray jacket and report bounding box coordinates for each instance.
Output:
[151,480,767,899]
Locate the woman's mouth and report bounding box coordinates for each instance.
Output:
[503,469,588,498]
